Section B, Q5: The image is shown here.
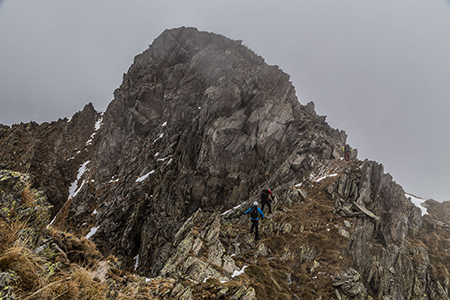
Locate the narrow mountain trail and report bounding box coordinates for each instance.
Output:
[208,159,358,299]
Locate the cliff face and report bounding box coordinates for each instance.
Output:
[1,27,450,299]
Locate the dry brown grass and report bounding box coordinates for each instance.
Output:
[48,197,73,230]
[0,245,42,292]
[17,267,109,300]
[51,230,101,267]
[0,213,111,300]
[113,275,167,299]
[21,183,36,208]
[0,218,29,250]
[71,267,108,300]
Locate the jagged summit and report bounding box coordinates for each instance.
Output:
[1,27,450,299]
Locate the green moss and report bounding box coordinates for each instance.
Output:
[43,262,58,277]
[1,207,10,217]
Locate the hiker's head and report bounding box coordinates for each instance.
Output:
[253,201,258,206]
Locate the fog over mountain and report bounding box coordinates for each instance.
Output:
[1,0,450,202]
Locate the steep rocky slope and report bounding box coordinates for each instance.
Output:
[0,104,100,215]
[1,27,450,299]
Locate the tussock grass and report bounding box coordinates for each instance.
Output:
[19,267,109,300]
[71,267,108,300]
[0,214,111,299]
[0,245,42,292]
[21,183,36,208]
[48,197,73,230]
[0,219,28,250]
[51,230,101,266]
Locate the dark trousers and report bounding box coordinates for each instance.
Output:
[261,201,272,213]
[250,219,259,240]
[344,152,351,162]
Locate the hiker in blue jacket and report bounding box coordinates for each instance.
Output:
[244,201,265,240]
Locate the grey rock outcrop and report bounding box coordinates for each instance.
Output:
[327,160,446,299]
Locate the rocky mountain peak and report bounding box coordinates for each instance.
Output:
[1,27,450,299]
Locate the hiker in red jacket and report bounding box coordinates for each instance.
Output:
[261,189,273,214]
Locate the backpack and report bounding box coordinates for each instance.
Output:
[261,190,268,201]
[250,206,258,219]
[344,144,351,152]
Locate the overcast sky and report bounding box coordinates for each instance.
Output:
[1,0,450,202]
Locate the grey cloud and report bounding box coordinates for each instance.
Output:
[1,0,450,201]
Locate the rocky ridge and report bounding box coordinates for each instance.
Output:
[1,27,450,299]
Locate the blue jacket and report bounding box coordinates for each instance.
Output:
[244,206,265,220]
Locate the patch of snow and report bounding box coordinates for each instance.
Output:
[94,115,103,131]
[221,209,233,216]
[75,162,89,183]
[232,265,247,278]
[314,173,338,182]
[406,193,428,216]
[93,209,98,215]
[161,122,167,127]
[154,152,159,157]
[72,180,86,198]
[68,160,90,199]
[85,226,99,239]
[85,137,94,146]
[133,254,139,271]
[145,278,151,283]
[69,180,78,199]
[198,107,201,109]
[136,170,155,182]
[109,177,119,183]
[221,204,242,216]
[85,116,104,146]
[154,133,164,143]
[157,157,171,162]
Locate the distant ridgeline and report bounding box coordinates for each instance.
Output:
[1,27,449,299]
